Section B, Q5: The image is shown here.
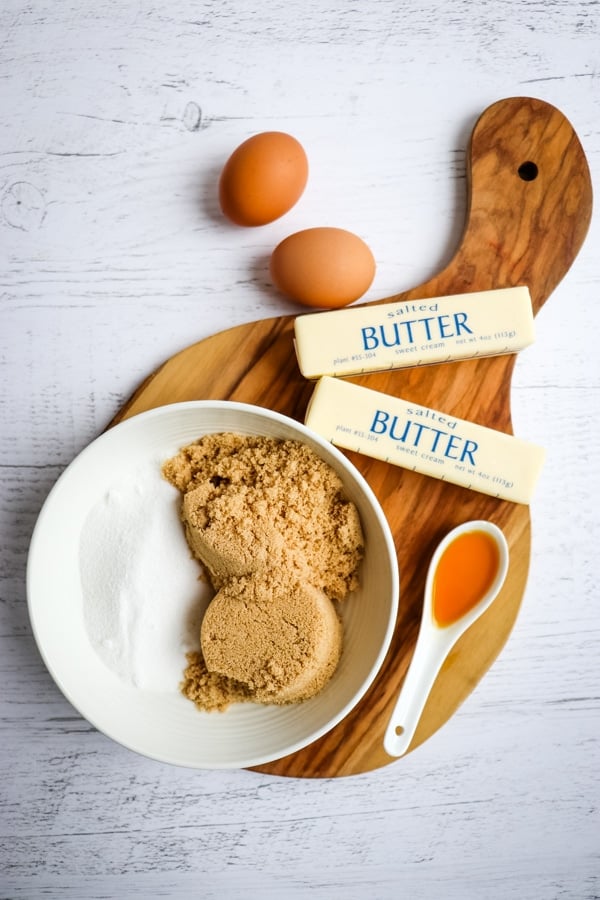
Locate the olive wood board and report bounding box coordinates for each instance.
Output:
[111,97,592,778]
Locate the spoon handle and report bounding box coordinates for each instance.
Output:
[383,628,452,757]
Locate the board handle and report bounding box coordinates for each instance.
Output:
[374,96,592,318]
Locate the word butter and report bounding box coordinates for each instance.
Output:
[294,286,535,378]
[305,377,545,504]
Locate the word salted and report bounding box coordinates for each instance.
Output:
[294,286,535,378]
[304,377,545,505]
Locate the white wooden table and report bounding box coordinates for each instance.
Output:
[1,2,598,897]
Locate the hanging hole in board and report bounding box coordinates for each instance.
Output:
[518,161,539,181]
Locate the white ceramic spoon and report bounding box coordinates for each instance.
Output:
[383,520,509,758]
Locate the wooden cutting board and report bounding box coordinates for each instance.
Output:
[111,97,592,778]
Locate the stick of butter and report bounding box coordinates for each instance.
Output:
[305,377,545,504]
[294,286,535,378]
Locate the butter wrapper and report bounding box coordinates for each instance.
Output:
[305,376,545,504]
[294,286,535,379]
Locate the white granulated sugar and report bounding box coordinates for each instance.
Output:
[80,462,211,692]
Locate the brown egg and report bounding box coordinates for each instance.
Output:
[270,227,376,309]
[218,132,308,226]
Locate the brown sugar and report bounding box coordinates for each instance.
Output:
[201,572,343,704]
[179,651,252,712]
[162,433,364,711]
[163,433,363,599]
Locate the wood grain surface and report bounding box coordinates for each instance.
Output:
[111,97,592,778]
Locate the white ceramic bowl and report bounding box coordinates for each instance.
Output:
[27,401,399,769]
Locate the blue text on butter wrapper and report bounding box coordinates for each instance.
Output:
[369,409,478,466]
[361,311,473,350]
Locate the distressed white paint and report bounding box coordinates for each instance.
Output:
[1,1,599,898]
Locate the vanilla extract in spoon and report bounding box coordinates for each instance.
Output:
[384,521,509,758]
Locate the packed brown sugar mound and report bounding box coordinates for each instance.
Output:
[201,573,343,704]
[163,433,363,599]
[162,433,364,710]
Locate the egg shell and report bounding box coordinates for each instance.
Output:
[219,132,308,227]
[270,227,376,309]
